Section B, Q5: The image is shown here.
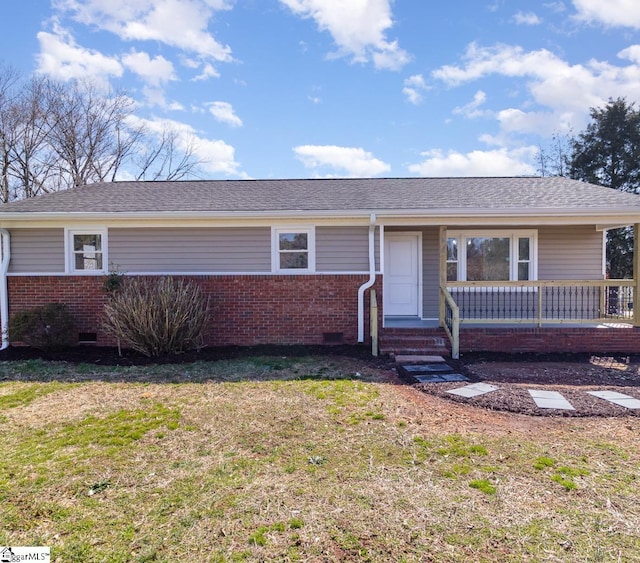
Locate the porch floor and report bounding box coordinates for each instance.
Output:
[383,316,633,330]
[384,316,439,328]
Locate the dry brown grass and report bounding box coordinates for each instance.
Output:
[1,357,639,562]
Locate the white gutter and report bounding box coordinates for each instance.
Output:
[357,213,377,343]
[3,205,640,222]
[0,229,10,349]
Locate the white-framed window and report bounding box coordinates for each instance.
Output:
[446,230,537,282]
[65,228,107,274]
[272,227,315,273]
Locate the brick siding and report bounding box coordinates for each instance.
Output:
[7,275,381,347]
[11,275,637,354]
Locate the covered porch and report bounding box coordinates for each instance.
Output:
[378,224,640,359]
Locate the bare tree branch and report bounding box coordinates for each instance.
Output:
[0,70,205,200]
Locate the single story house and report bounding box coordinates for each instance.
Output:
[1,176,640,358]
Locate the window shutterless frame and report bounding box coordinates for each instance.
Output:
[271,227,315,273]
[64,228,108,274]
[446,230,537,282]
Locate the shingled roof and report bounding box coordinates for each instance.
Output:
[1,176,640,216]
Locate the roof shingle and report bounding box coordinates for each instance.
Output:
[2,177,640,215]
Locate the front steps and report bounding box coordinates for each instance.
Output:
[379,328,451,357]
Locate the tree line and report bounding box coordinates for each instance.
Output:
[0,64,201,203]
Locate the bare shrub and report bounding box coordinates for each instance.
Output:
[102,276,210,357]
[9,303,76,350]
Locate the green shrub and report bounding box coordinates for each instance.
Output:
[103,270,124,293]
[102,276,210,357]
[9,303,76,351]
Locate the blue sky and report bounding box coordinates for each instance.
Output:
[2,0,640,179]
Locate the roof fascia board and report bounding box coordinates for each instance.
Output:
[0,216,373,229]
[2,207,640,227]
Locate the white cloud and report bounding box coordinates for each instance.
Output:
[293,145,391,177]
[513,11,542,25]
[573,0,640,29]
[618,45,640,64]
[127,115,244,176]
[279,0,410,70]
[403,74,430,105]
[206,101,243,127]
[432,43,565,87]
[431,41,640,138]
[544,2,567,13]
[453,90,488,118]
[122,50,176,87]
[141,86,185,111]
[408,147,537,177]
[495,108,574,137]
[55,0,233,74]
[192,63,220,81]
[36,25,123,83]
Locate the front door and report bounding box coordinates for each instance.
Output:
[384,233,420,317]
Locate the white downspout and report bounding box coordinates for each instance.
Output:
[357,213,377,343]
[0,229,10,349]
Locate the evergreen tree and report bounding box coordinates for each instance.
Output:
[569,98,640,278]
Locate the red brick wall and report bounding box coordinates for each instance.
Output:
[8,276,108,342]
[7,275,381,347]
[460,327,640,354]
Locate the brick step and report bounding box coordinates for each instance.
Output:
[381,328,447,337]
[379,334,451,357]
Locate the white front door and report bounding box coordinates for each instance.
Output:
[384,233,420,317]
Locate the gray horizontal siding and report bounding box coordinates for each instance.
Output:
[421,227,440,318]
[109,227,271,272]
[538,225,603,280]
[316,226,379,272]
[8,228,65,273]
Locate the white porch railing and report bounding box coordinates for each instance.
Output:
[441,286,460,359]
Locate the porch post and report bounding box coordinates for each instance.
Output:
[635,224,640,327]
[439,226,447,327]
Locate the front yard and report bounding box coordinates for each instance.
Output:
[1,354,639,561]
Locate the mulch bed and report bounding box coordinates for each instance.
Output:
[1,344,639,416]
[409,352,640,417]
[0,343,393,369]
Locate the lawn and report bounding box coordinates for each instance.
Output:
[0,355,639,562]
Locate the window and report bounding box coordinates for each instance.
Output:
[66,229,107,274]
[446,231,536,282]
[272,227,315,273]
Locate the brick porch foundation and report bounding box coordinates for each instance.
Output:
[7,275,381,347]
[460,326,640,354]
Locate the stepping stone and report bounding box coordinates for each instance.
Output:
[403,364,453,373]
[528,389,575,410]
[439,373,468,382]
[413,373,468,384]
[447,382,499,398]
[413,374,448,383]
[587,391,640,409]
[395,355,446,364]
